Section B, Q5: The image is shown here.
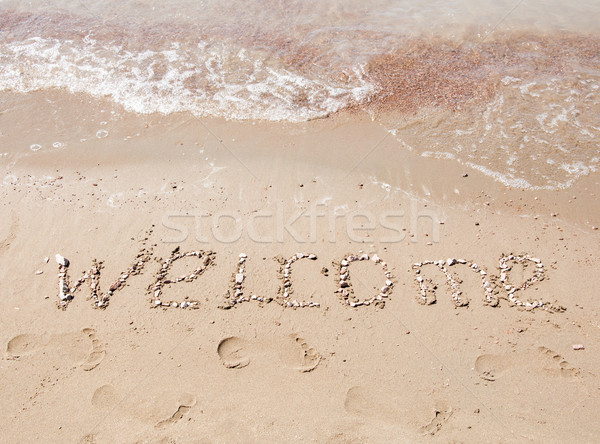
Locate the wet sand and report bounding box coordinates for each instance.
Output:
[0,90,599,442]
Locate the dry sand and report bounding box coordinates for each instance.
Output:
[1,90,599,443]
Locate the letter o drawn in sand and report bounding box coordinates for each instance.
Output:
[335,253,393,307]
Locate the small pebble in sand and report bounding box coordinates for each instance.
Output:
[55,254,69,267]
[572,344,585,350]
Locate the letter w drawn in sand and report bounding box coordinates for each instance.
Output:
[56,227,154,310]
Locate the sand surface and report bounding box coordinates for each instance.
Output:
[1,90,600,443]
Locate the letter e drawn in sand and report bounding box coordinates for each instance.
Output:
[150,246,216,309]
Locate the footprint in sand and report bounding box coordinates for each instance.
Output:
[217,334,321,372]
[217,337,251,369]
[326,432,365,444]
[0,211,17,255]
[278,334,321,373]
[475,346,579,382]
[537,346,580,377]
[91,384,196,429]
[419,402,453,436]
[6,328,105,371]
[473,354,512,381]
[344,386,452,435]
[344,386,399,422]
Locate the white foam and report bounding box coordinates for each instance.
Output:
[107,192,124,208]
[501,76,520,85]
[519,82,540,97]
[454,129,473,136]
[422,151,456,160]
[559,161,591,176]
[465,162,537,189]
[0,36,375,122]
[411,76,600,191]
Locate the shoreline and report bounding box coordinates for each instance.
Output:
[1,87,599,442]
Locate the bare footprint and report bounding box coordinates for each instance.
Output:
[217,337,250,369]
[419,402,453,436]
[79,434,98,444]
[344,386,383,418]
[474,354,512,381]
[80,328,106,371]
[538,346,580,377]
[278,334,321,373]
[0,211,17,255]
[344,385,452,434]
[6,333,50,357]
[475,347,580,382]
[6,328,105,371]
[91,384,119,409]
[91,384,196,429]
[155,401,195,429]
[344,386,402,423]
[326,432,365,444]
[217,334,321,373]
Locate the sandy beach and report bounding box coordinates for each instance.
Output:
[0,86,599,443]
[2,0,600,442]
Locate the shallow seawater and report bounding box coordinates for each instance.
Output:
[0,0,599,189]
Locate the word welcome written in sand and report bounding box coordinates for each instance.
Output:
[54,248,560,313]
